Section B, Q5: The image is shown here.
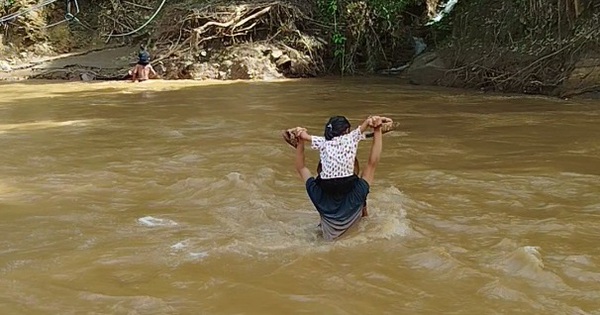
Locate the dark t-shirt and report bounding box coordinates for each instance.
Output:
[305,177,369,240]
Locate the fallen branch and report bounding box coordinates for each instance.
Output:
[560,84,600,98]
[495,44,572,85]
[232,6,271,30]
[141,0,322,79]
[123,1,154,10]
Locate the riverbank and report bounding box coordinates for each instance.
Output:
[1,0,598,99]
[2,57,598,101]
[0,43,318,82]
[4,75,594,106]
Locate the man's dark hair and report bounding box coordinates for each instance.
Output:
[138,45,150,65]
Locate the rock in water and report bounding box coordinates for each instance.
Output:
[0,61,12,72]
[405,52,448,85]
[80,73,95,81]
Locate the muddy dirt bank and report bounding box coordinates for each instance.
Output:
[1,0,598,99]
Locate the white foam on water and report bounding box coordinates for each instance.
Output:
[77,238,97,250]
[403,247,464,272]
[163,130,185,138]
[352,185,423,241]
[177,154,203,163]
[477,279,536,303]
[170,240,189,251]
[0,119,103,132]
[137,216,178,227]
[189,252,209,260]
[138,172,423,266]
[561,262,600,284]
[163,184,421,261]
[79,292,177,315]
[482,242,571,291]
[225,171,245,182]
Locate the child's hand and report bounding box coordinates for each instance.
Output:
[368,116,381,127]
[293,127,309,140]
[366,116,373,127]
[371,116,383,129]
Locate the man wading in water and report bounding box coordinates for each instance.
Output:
[130,45,157,82]
[289,116,384,240]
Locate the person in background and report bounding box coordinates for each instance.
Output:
[130,45,157,82]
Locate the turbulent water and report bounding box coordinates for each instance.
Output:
[0,79,599,314]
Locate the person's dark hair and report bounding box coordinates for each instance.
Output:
[324,116,351,140]
[138,45,150,65]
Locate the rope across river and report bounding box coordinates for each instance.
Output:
[106,0,167,38]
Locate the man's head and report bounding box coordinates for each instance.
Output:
[138,49,150,65]
[324,116,351,140]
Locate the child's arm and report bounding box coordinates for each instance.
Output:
[358,116,375,134]
[297,129,312,142]
[296,128,325,150]
[349,116,378,142]
[131,67,138,82]
[149,64,157,77]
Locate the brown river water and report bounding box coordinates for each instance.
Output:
[0,78,599,314]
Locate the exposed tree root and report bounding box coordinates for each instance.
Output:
[438,2,600,96]
[145,0,324,79]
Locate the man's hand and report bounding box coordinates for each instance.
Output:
[370,116,383,129]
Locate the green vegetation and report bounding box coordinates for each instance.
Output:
[316,0,422,74]
[437,0,599,94]
[1,0,598,96]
